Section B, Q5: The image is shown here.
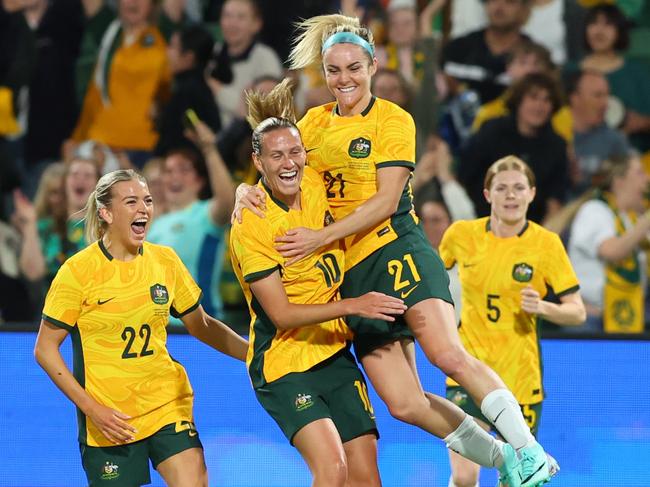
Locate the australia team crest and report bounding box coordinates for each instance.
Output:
[150,283,169,305]
[348,137,371,158]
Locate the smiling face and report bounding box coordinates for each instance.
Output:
[66,160,99,213]
[484,169,536,225]
[323,42,377,116]
[162,152,204,209]
[253,127,306,209]
[100,179,153,249]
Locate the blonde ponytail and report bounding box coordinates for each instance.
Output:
[288,14,374,70]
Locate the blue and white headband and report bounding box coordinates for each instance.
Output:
[321,31,375,57]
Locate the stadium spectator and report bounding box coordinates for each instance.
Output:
[155,23,221,157]
[567,69,630,194]
[68,0,172,168]
[574,3,650,153]
[472,40,573,144]
[18,0,84,198]
[458,72,569,223]
[375,0,444,153]
[141,157,168,219]
[371,67,412,111]
[441,0,531,104]
[148,119,235,322]
[0,218,36,322]
[208,0,283,127]
[568,154,649,333]
[35,158,100,284]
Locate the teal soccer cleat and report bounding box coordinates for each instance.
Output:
[519,442,553,486]
[498,443,522,487]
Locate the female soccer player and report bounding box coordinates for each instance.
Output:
[439,156,586,487]
[230,79,409,487]
[236,14,557,486]
[34,169,248,487]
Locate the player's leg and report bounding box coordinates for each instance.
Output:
[342,434,381,487]
[293,419,349,487]
[325,350,381,487]
[361,339,509,474]
[150,422,207,487]
[156,448,207,487]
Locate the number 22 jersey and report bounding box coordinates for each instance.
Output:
[42,241,202,447]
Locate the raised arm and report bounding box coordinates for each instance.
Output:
[186,119,235,225]
[250,270,407,330]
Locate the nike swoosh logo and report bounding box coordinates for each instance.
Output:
[97,297,116,305]
[188,430,197,437]
[521,461,547,484]
[493,408,507,423]
[401,285,420,299]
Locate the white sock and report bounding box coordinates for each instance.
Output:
[480,389,535,450]
[444,414,505,468]
[448,475,479,487]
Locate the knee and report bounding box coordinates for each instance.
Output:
[313,457,347,486]
[451,471,479,487]
[386,394,429,426]
[433,347,471,378]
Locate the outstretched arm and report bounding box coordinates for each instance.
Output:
[276,166,411,264]
[250,270,407,330]
[182,306,248,361]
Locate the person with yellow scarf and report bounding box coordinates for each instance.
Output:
[568,154,650,333]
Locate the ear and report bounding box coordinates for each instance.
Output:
[99,206,113,225]
[369,56,378,76]
[528,186,536,203]
[252,153,264,175]
[483,188,491,204]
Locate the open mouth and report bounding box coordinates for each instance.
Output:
[131,218,147,236]
[279,170,298,183]
[338,86,356,94]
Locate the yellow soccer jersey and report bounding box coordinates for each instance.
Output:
[42,241,201,447]
[439,218,580,404]
[230,166,352,388]
[297,97,418,270]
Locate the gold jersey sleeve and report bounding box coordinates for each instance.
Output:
[230,167,352,388]
[297,97,418,269]
[42,241,200,447]
[440,218,580,404]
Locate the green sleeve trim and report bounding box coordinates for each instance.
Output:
[170,292,203,319]
[42,314,75,332]
[244,265,280,283]
[376,160,415,170]
[555,284,580,298]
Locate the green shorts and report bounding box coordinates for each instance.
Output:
[341,227,454,358]
[80,421,203,486]
[255,348,378,445]
[446,386,542,437]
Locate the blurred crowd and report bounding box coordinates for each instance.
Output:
[1,0,649,334]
